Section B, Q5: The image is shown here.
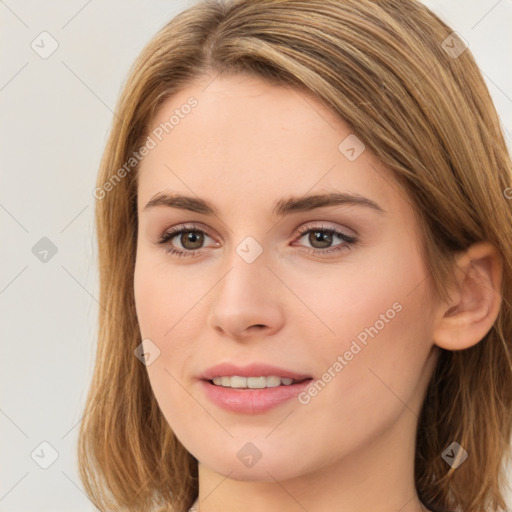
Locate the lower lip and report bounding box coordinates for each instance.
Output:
[199,379,313,414]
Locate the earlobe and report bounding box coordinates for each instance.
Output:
[433,241,503,351]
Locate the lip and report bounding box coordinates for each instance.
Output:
[200,362,312,381]
[199,363,313,414]
[199,379,313,414]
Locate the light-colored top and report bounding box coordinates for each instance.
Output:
[155,497,199,512]
[188,497,199,511]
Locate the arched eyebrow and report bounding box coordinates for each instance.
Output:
[142,191,385,216]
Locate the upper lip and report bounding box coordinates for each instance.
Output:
[200,363,312,381]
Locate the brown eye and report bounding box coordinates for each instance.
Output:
[295,224,357,255]
[156,224,213,257]
[178,231,205,250]
[307,230,334,249]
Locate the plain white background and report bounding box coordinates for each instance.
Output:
[1,1,511,510]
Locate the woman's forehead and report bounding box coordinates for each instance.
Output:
[137,75,405,218]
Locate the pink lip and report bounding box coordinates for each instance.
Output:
[199,363,313,414]
[199,379,313,414]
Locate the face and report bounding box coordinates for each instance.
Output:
[134,73,440,482]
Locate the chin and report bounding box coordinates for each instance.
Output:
[193,440,315,482]
[203,458,303,482]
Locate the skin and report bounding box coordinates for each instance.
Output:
[133,73,503,512]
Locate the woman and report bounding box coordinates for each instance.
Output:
[78,1,512,511]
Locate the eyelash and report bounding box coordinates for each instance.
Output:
[155,223,358,258]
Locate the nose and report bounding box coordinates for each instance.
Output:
[207,253,285,340]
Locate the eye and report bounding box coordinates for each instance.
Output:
[293,223,357,255]
[155,223,215,258]
[155,222,358,258]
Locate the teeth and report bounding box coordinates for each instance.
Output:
[211,376,296,388]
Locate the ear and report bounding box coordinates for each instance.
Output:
[433,241,503,351]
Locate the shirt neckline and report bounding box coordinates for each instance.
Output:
[188,497,199,511]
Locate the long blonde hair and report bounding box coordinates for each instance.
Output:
[78,1,512,511]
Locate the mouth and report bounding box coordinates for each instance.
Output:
[208,375,310,389]
[198,363,314,414]
[200,362,312,382]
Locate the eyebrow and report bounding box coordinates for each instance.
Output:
[143,191,385,216]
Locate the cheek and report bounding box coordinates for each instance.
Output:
[133,255,201,426]
[134,249,201,341]
[294,231,429,351]
[282,245,435,470]
[134,258,165,339]
[305,231,435,413]
[133,250,209,392]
